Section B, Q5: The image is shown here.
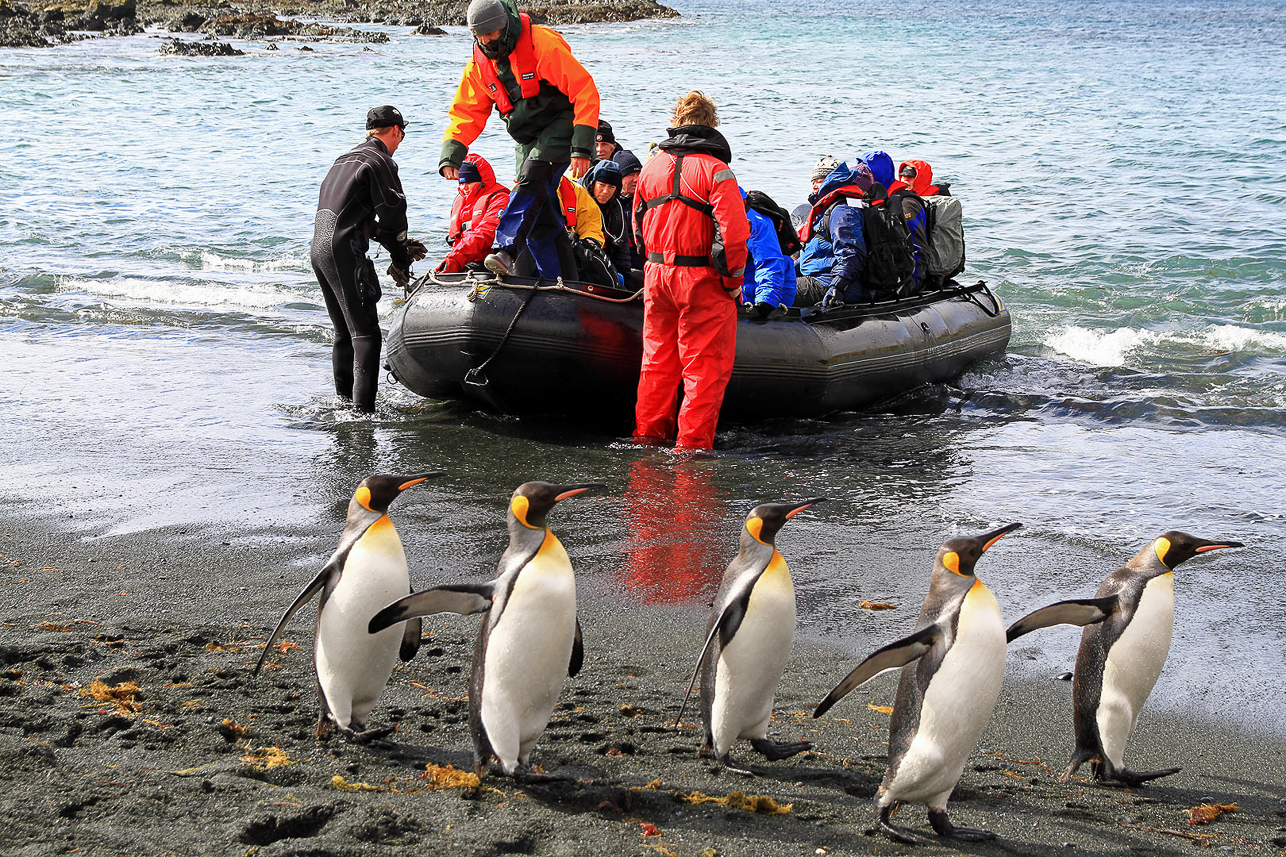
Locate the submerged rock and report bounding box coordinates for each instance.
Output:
[159,35,242,54]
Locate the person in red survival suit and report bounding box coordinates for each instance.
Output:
[437,154,510,273]
[632,91,750,452]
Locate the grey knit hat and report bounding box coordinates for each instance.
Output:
[811,155,840,183]
[466,0,507,34]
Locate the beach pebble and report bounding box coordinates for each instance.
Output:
[1056,672,1073,681]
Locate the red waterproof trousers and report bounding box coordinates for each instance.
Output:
[634,269,737,450]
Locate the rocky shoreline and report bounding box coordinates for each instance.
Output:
[0,0,678,48]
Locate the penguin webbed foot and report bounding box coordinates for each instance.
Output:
[339,723,396,745]
[750,737,811,762]
[1096,766,1181,788]
[928,807,995,842]
[877,804,920,845]
[716,752,756,777]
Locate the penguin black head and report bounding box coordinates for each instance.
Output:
[1152,530,1243,569]
[509,480,606,530]
[743,498,826,546]
[936,522,1023,578]
[352,471,446,515]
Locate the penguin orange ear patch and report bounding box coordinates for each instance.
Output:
[942,551,962,575]
[355,486,373,511]
[1154,537,1172,567]
[511,495,531,528]
[745,517,765,544]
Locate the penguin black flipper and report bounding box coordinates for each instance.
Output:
[368,582,497,634]
[1006,595,1119,642]
[813,624,940,718]
[254,559,340,675]
[568,618,584,678]
[674,590,751,727]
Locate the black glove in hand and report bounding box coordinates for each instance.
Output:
[821,287,843,308]
[405,239,428,262]
[387,263,410,290]
[754,301,774,319]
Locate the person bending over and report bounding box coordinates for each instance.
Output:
[439,0,599,280]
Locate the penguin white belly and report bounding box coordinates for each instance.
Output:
[481,532,576,771]
[1097,573,1174,767]
[315,516,409,728]
[712,554,795,753]
[886,582,1006,807]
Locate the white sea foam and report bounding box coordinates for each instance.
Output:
[57,276,308,310]
[1201,324,1286,353]
[199,251,305,273]
[1047,323,1286,366]
[1045,325,1162,366]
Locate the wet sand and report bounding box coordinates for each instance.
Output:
[2,515,1284,857]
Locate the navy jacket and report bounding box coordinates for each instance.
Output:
[798,162,869,302]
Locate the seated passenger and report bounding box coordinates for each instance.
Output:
[582,159,635,285]
[796,160,873,306]
[887,162,932,293]
[740,186,796,315]
[595,120,636,164]
[893,159,950,196]
[810,155,840,195]
[861,150,895,190]
[437,154,510,273]
[612,150,644,270]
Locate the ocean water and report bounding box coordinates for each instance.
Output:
[2,0,1285,733]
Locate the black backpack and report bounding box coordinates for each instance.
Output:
[745,190,802,257]
[859,183,915,298]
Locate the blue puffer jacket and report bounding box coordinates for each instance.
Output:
[797,162,869,302]
[740,187,796,307]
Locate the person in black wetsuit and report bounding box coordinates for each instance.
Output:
[311,105,425,413]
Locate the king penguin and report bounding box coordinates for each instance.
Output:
[813,523,1022,844]
[368,480,602,777]
[1006,530,1242,787]
[254,471,444,742]
[676,499,824,774]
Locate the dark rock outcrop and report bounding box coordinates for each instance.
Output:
[158,34,241,53]
[5,0,678,47]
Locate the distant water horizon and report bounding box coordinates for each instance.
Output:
[1,0,1284,732]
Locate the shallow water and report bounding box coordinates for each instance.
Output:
[1,0,1284,732]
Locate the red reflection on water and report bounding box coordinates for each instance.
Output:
[621,457,730,604]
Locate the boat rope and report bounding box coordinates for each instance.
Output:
[463,281,541,390]
[957,280,1002,318]
[413,268,643,304]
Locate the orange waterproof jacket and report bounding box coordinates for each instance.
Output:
[440,0,599,175]
[632,125,749,295]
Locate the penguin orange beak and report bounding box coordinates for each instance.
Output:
[554,483,607,502]
[1194,539,1244,553]
[979,522,1023,552]
[397,471,447,492]
[784,497,827,519]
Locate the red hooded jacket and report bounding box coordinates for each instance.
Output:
[442,154,509,272]
[889,159,941,197]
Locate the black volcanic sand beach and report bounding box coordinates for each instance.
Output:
[2,516,1285,857]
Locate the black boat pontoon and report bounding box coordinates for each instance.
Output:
[386,272,1011,419]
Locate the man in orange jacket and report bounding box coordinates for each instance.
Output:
[440,0,599,280]
[632,91,749,451]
